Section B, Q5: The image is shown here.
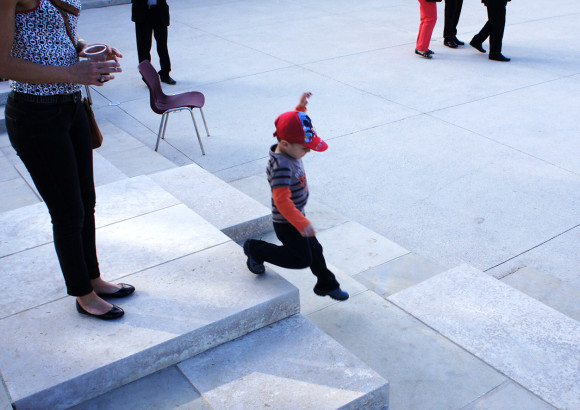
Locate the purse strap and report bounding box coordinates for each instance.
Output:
[48,0,79,48]
[47,0,94,105]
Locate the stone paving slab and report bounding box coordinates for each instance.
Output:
[0,176,180,259]
[461,381,555,410]
[309,290,507,410]
[150,164,271,242]
[316,221,409,276]
[354,252,448,298]
[0,204,228,317]
[69,366,212,410]
[0,241,299,409]
[388,264,580,410]
[179,314,389,410]
[0,177,39,213]
[501,266,580,322]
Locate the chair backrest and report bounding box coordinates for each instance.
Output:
[138,60,166,114]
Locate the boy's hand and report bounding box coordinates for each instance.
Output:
[300,223,316,237]
[299,92,312,108]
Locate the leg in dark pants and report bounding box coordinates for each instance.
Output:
[135,20,153,63]
[252,223,340,291]
[151,12,171,76]
[473,1,507,55]
[443,0,463,39]
[5,96,99,297]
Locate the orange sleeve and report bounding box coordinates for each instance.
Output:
[272,187,311,233]
[295,104,307,113]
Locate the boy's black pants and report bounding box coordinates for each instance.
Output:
[252,222,340,291]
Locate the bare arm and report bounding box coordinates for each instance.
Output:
[0,0,121,86]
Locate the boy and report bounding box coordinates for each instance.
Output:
[243,92,349,301]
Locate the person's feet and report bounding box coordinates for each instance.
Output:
[415,49,432,59]
[452,36,465,46]
[470,39,486,53]
[444,38,458,48]
[76,291,122,318]
[158,71,177,85]
[313,286,349,301]
[489,53,511,62]
[243,240,265,274]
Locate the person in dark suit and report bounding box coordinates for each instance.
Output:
[132,0,176,84]
[470,0,511,61]
[443,0,464,48]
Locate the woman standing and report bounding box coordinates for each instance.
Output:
[416,0,441,59]
[0,0,135,319]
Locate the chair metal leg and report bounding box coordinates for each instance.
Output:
[199,107,210,137]
[155,113,168,152]
[189,109,206,155]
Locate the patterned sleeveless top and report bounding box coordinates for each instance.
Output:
[10,0,82,95]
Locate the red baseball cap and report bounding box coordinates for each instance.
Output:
[273,111,328,152]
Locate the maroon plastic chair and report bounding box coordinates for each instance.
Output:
[138,60,209,154]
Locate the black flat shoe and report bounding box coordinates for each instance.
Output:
[489,53,510,62]
[76,301,124,320]
[444,38,458,48]
[97,283,135,298]
[453,36,465,46]
[470,40,486,53]
[415,49,432,59]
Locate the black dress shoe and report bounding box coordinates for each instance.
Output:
[97,283,135,298]
[453,36,465,46]
[489,53,511,62]
[470,39,486,53]
[159,72,176,85]
[76,301,124,320]
[444,38,458,48]
[415,49,432,59]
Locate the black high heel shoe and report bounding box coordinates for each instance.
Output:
[415,49,432,59]
[76,300,124,320]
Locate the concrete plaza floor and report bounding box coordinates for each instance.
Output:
[1,0,579,408]
[75,0,579,286]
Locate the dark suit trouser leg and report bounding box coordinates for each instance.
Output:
[473,20,491,45]
[443,0,463,39]
[151,13,171,76]
[486,3,506,55]
[135,21,153,63]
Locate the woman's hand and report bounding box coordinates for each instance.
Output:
[70,59,122,86]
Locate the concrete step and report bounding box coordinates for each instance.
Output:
[388,264,580,410]
[94,120,177,178]
[0,175,300,409]
[150,163,271,242]
[73,314,389,410]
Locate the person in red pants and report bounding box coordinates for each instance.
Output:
[416,0,441,59]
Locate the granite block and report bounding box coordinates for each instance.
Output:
[308,291,506,410]
[0,241,299,409]
[0,178,39,212]
[179,314,389,410]
[150,164,271,241]
[501,266,580,322]
[68,366,211,410]
[354,252,448,297]
[388,265,580,410]
[462,381,555,410]
[0,204,229,317]
[316,221,409,276]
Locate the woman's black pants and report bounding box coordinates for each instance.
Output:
[5,92,100,297]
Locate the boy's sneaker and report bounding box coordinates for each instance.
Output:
[243,240,265,275]
[313,286,349,301]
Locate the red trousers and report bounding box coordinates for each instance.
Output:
[417,0,437,51]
